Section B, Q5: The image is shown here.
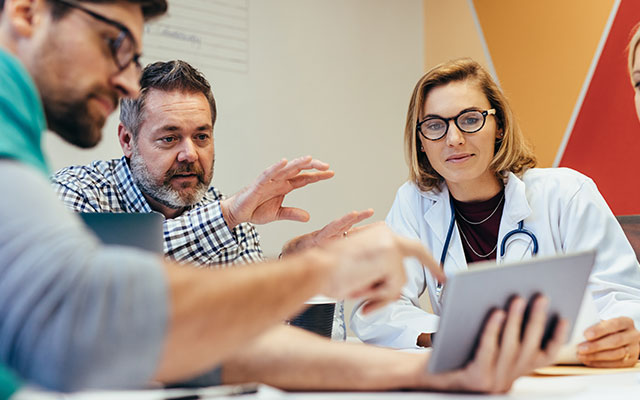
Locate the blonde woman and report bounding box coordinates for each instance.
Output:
[352,58,640,368]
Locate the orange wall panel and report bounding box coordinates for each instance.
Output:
[473,0,614,167]
[423,0,488,70]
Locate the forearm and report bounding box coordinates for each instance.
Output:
[154,250,333,383]
[221,325,428,391]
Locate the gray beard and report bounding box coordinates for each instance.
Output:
[129,148,210,209]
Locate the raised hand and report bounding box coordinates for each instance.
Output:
[220,156,334,229]
[577,317,640,368]
[280,209,374,256]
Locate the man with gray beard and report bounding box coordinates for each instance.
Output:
[52,60,372,267]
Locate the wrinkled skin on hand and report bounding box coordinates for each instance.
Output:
[577,317,640,368]
[221,156,334,229]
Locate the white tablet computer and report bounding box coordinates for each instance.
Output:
[428,250,596,374]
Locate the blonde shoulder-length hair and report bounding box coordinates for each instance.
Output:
[404,58,536,192]
[628,22,640,77]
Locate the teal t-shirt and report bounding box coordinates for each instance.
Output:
[0,48,48,175]
[0,364,19,399]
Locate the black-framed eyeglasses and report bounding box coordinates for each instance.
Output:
[53,0,142,73]
[417,108,496,141]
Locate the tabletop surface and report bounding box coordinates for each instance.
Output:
[13,365,640,400]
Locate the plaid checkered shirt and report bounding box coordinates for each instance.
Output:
[51,156,264,266]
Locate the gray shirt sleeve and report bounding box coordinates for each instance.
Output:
[0,160,168,392]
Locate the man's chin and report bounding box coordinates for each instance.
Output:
[46,110,105,149]
[173,187,207,206]
[52,124,103,149]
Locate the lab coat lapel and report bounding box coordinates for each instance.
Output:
[422,185,467,273]
[498,172,533,264]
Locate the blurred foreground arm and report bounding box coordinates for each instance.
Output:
[154,223,443,383]
[221,297,567,393]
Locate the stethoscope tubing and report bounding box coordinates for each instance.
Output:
[434,197,539,299]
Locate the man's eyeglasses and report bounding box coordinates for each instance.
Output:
[417,109,496,141]
[54,0,142,73]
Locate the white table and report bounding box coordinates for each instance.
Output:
[13,370,640,400]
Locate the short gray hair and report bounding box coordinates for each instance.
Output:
[120,60,217,138]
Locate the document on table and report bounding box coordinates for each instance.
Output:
[554,289,600,365]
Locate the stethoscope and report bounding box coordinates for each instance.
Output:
[434,196,539,302]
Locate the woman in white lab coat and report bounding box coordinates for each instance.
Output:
[351,58,640,368]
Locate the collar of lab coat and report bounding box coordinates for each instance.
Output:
[417,171,532,269]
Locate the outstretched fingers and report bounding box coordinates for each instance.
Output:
[394,236,444,282]
[518,296,549,363]
[318,209,375,241]
[276,207,310,222]
[473,310,505,369]
[494,298,526,385]
[257,158,289,182]
[271,156,330,181]
[287,170,335,189]
[544,318,569,361]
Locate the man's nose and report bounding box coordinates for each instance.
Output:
[111,64,141,100]
[177,139,198,163]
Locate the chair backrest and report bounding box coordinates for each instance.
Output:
[616,215,640,261]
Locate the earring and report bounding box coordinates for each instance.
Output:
[420,145,425,151]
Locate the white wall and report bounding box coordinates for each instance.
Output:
[44,0,424,332]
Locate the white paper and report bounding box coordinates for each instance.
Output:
[555,289,601,364]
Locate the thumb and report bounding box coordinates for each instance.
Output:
[277,207,310,222]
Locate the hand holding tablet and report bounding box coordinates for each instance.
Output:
[428,251,596,374]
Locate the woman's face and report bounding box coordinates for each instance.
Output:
[419,80,501,199]
[633,44,640,122]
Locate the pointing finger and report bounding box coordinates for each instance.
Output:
[394,236,444,282]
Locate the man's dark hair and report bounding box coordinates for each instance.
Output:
[0,0,168,21]
[120,60,218,138]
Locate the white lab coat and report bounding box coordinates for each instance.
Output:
[351,168,640,349]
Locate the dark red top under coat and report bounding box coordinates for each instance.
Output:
[451,189,505,264]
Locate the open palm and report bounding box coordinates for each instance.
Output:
[221,156,334,229]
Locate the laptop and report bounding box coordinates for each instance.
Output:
[428,250,596,373]
[79,212,164,254]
